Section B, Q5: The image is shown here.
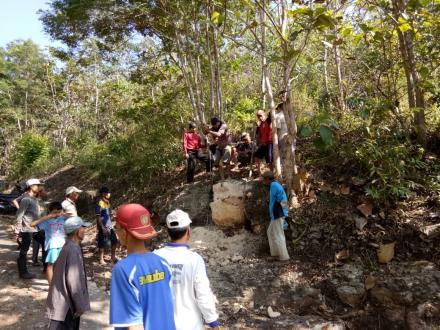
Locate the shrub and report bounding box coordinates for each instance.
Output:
[354,139,428,200]
[11,132,51,177]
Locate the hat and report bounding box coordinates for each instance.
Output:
[64,216,92,234]
[188,122,196,129]
[26,178,44,187]
[166,209,192,229]
[262,170,275,180]
[66,186,82,196]
[256,110,265,116]
[241,132,249,140]
[99,186,110,194]
[116,204,157,240]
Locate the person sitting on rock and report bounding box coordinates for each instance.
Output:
[203,117,232,180]
[236,132,256,167]
[183,122,212,183]
[155,209,219,330]
[262,171,290,261]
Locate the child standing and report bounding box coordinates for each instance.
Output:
[31,201,66,283]
[95,187,118,264]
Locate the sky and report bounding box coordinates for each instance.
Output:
[0,0,58,48]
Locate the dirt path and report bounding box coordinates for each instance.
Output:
[0,217,111,329]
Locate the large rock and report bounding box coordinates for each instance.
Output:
[210,180,249,227]
[169,182,212,225]
[152,181,212,225]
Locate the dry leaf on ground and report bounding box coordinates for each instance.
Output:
[365,275,377,290]
[377,242,396,264]
[357,202,373,218]
[335,249,350,261]
[340,185,350,195]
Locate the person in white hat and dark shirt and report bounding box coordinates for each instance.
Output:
[14,178,44,279]
[154,209,219,330]
[46,216,92,329]
[62,186,82,218]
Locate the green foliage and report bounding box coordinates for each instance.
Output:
[354,139,428,200]
[11,132,51,177]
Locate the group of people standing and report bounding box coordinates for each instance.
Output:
[13,178,219,329]
[183,104,289,183]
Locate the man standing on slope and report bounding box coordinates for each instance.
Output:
[262,171,290,261]
[183,122,211,183]
[110,204,176,330]
[46,216,92,329]
[254,110,273,176]
[155,209,219,330]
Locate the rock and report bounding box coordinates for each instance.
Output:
[154,182,211,225]
[267,306,281,318]
[354,216,367,230]
[210,180,247,227]
[419,223,440,238]
[336,285,365,307]
[232,303,242,314]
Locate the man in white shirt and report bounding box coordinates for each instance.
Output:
[154,209,219,330]
[275,103,289,172]
[61,186,82,218]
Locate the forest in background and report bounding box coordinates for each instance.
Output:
[1,0,439,204]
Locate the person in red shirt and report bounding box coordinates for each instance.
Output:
[183,122,211,183]
[254,110,273,176]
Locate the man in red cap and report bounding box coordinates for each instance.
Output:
[110,204,176,330]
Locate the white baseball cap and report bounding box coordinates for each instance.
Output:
[166,209,192,229]
[26,178,44,187]
[66,186,82,196]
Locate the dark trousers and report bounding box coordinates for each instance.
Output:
[19,232,33,258]
[18,232,47,270]
[49,310,80,330]
[187,150,211,183]
[32,230,46,264]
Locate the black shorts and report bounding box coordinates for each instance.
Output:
[254,144,273,164]
[97,228,118,249]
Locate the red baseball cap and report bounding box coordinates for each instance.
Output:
[116,204,157,240]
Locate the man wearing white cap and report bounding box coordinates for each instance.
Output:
[62,186,82,218]
[154,209,219,330]
[46,216,92,329]
[14,178,44,279]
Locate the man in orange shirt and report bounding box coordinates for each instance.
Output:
[183,122,211,183]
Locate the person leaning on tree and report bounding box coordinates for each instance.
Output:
[155,209,219,330]
[262,171,290,261]
[183,122,211,183]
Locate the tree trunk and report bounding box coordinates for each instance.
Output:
[260,0,281,178]
[392,0,426,144]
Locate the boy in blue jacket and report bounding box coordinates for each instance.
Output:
[262,171,290,261]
